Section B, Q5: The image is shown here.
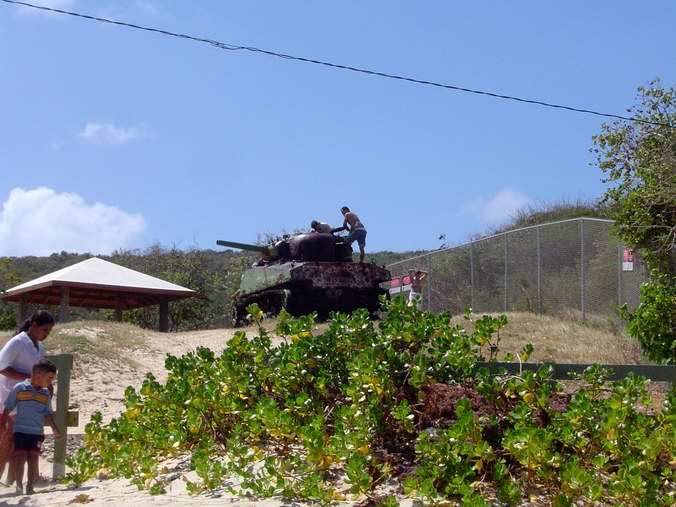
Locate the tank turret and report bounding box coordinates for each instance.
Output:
[218,233,352,263]
[218,232,390,324]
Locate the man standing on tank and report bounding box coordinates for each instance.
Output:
[339,206,367,263]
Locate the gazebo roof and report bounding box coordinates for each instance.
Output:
[1,257,196,310]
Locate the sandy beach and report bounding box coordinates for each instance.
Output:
[0,323,310,506]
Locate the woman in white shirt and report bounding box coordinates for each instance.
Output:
[0,310,55,483]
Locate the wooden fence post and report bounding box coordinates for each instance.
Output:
[46,354,74,479]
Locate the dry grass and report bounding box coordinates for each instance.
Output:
[457,312,671,409]
[469,312,640,365]
[0,312,640,367]
[1,321,154,374]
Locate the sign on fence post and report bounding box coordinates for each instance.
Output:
[388,275,411,296]
[623,247,635,271]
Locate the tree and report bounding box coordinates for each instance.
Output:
[620,270,676,364]
[592,80,675,275]
[592,80,676,363]
[0,258,22,330]
[112,244,229,331]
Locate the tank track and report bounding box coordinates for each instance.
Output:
[234,287,389,326]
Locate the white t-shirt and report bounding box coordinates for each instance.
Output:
[0,331,45,410]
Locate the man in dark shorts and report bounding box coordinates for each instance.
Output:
[339,206,367,262]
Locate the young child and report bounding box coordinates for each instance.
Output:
[1,359,61,495]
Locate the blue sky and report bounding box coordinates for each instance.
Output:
[1,0,674,257]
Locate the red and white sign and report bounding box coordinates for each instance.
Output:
[622,247,634,271]
[389,276,412,294]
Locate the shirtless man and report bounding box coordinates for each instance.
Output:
[408,269,428,310]
[340,206,367,262]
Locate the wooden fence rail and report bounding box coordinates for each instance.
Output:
[474,362,676,382]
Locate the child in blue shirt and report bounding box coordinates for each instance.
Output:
[1,359,61,496]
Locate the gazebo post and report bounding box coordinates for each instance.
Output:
[60,286,70,323]
[18,294,28,324]
[115,295,123,322]
[159,296,169,332]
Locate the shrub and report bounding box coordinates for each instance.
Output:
[621,270,676,364]
[65,300,675,505]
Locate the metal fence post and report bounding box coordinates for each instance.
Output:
[618,242,623,307]
[426,253,432,311]
[536,225,542,314]
[580,219,586,321]
[470,243,475,310]
[504,234,509,312]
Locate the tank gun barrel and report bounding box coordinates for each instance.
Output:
[216,240,267,253]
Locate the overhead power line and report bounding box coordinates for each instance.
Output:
[2,0,667,126]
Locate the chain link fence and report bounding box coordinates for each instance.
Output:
[386,218,647,321]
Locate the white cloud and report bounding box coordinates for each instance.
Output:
[0,187,147,256]
[13,0,77,17]
[77,122,152,145]
[134,1,161,16]
[98,1,161,20]
[460,188,531,225]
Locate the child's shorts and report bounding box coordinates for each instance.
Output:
[13,432,45,452]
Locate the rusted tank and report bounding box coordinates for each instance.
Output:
[217,233,390,325]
